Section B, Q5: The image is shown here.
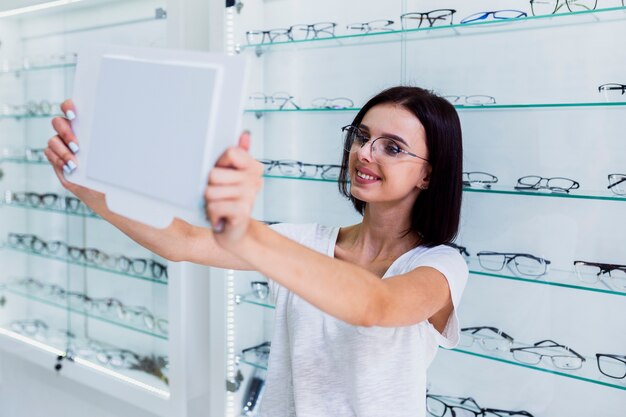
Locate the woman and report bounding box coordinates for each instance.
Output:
[46,86,467,417]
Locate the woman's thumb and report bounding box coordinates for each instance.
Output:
[238,131,251,151]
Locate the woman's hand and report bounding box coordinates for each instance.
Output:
[45,100,91,197]
[204,131,264,249]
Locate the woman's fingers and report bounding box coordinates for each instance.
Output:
[52,99,80,154]
[47,135,77,174]
[60,99,76,121]
[214,146,255,170]
[205,185,252,201]
[51,117,77,143]
[208,167,250,185]
[238,131,251,151]
[205,200,248,231]
[44,147,72,187]
[44,146,66,172]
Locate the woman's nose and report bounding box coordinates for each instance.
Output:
[356,140,374,163]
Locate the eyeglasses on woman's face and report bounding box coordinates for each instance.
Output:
[342,125,428,166]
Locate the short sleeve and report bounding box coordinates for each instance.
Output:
[409,246,468,349]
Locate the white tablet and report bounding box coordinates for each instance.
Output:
[66,44,250,228]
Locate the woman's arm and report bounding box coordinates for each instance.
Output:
[230,221,453,328]
[46,100,254,270]
[205,149,454,328]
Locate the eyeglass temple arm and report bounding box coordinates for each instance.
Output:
[607,177,626,189]
[461,326,514,342]
[533,339,586,360]
[242,341,271,354]
[459,396,481,409]
[482,409,535,417]
[574,260,625,272]
[597,353,626,362]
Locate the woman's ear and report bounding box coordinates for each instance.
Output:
[418,165,432,190]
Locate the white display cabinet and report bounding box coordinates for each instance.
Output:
[0,1,224,416]
[225,0,626,416]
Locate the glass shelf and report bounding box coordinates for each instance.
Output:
[238,357,268,371]
[0,157,49,165]
[467,260,626,297]
[464,185,626,202]
[22,14,166,41]
[0,114,60,120]
[0,323,170,393]
[235,292,275,309]
[244,101,626,114]
[0,63,76,75]
[263,175,626,202]
[1,201,101,220]
[449,345,626,391]
[240,6,626,52]
[264,174,339,184]
[3,287,167,340]
[3,246,168,286]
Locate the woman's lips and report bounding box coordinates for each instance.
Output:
[354,167,381,184]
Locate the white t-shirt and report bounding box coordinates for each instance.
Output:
[258,223,468,417]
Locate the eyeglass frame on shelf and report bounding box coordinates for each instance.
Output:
[530,0,599,16]
[346,19,395,33]
[426,394,483,417]
[310,97,355,109]
[443,95,497,106]
[399,9,457,30]
[460,326,515,351]
[245,22,337,45]
[514,175,580,194]
[463,171,499,188]
[460,10,528,25]
[6,232,168,280]
[476,251,551,278]
[510,339,586,370]
[607,173,626,195]
[250,281,269,299]
[595,353,626,379]
[573,260,626,286]
[248,92,301,110]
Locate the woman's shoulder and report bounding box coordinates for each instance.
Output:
[268,222,336,244]
[404,243,469,276]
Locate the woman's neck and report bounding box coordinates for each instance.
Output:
[339,203,420,261]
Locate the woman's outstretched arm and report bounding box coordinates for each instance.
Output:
[46,99,254,270]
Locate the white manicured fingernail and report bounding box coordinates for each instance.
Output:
[63,164,72,174]
[66,160,77,171]
[65,110,76,120]
[68,142,79,154]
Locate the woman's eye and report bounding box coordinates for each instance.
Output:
[356,134,370,145]
[383,142,402,155]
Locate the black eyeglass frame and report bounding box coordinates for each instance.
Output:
[426,394,483,417]
[595,353,626,379]
[399,9,457,29]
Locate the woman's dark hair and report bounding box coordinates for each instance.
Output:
[338,86,463,247]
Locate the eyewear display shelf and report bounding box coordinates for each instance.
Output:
[0,1,215,417]
[228,1,626,417]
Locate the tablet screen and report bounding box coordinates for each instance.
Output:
[86,56,218,210]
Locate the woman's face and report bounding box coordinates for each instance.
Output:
[347,103,431,207]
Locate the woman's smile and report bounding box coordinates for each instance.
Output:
[354,166,382,184]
